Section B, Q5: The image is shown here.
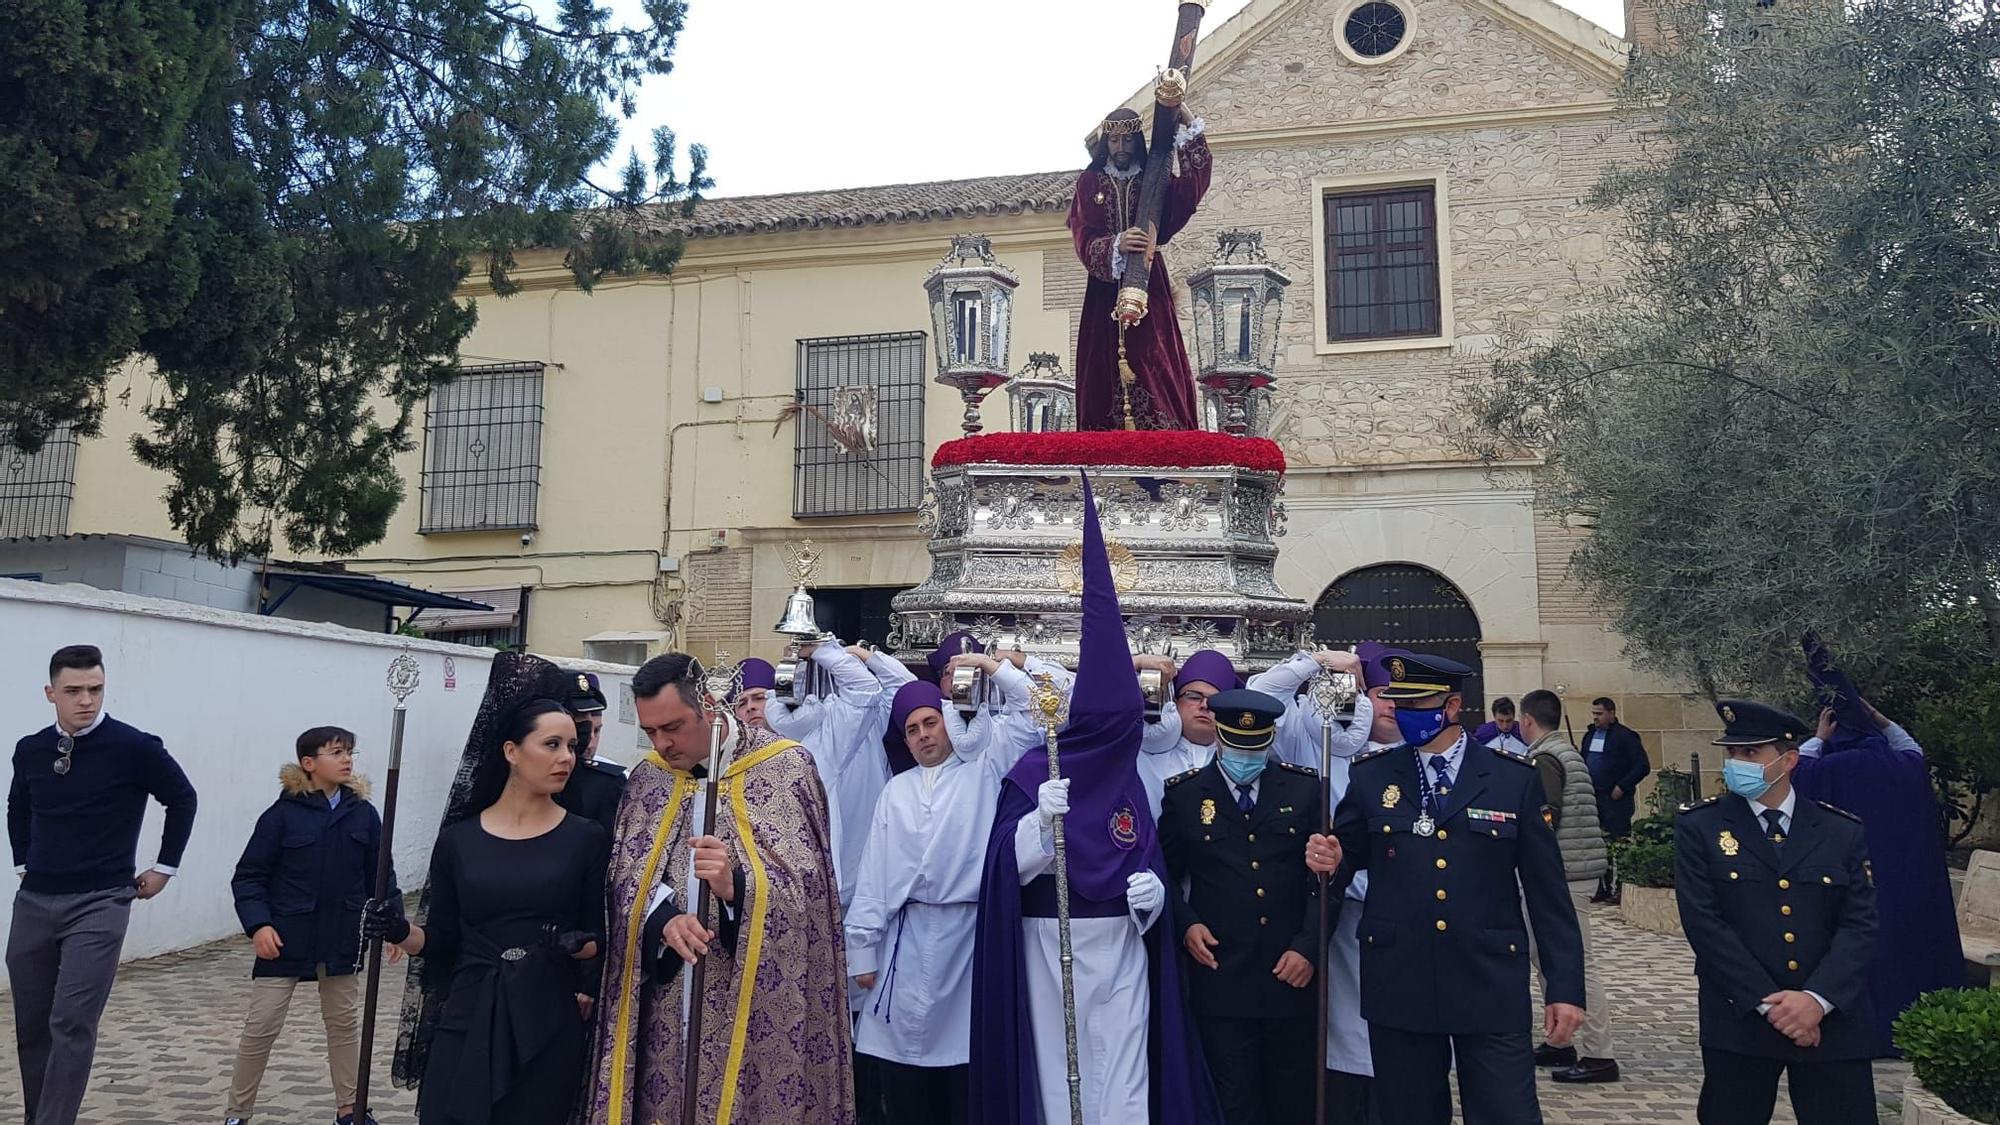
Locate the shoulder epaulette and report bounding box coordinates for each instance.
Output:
[1164,767,1204,788]
[1488,745,1533,767]
[1276,760,1320,778]
[1351,745,1396,764]
[1815,800,1862,823]
[588,759,628,780]
[1678,794,1723,814]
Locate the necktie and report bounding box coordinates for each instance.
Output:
[1762,808,1786,849]
[1236,784,1255,815]
[1430,755,1454,795]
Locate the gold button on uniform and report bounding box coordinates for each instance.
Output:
[1437,830,1448,840]
[1247,834,1257,843]
[1251,861,1260,870]
[1259,916,1269,925]
[1781,905,1792,916]
[1729,872,1739,881]
[1436,858,1448,870]
[1436,919,1448,932]
[1778,879,1790,889]
[1784,932,1796,943]
[1509,943,1518,953]
[1787,960,1800,971]
[1382,825,1391,834]
[1255,887,1266,898]
[1435,889,1447,901]
[1822,876,1833,884]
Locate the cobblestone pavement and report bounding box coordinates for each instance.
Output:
[0,904,1907,1123]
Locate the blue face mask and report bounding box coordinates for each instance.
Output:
[1217,748,1268,785]
[1394,707,1451,748]
[1723,755,1782,800]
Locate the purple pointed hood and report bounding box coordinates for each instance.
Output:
[929,630,984,682]
[730,658,776,702]
[1802,635,1887,755]
[1002,472,1154,900]
[1174,649,1237,695]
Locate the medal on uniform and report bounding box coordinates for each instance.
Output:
[1413,813,1437,837]
[1381,784,1402,809]
[1200,798,1216,826]
[1718,829,1740,857]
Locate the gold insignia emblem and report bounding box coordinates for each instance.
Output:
[1200,798,1216,826]
[1389,658,1407,682]
[1722,704,1737,723]
[1239,711,1256,727]
[1718,829,1740,857]
[1093,190,1106,205]
[1382,784,1402,809]
[577,673,591,692]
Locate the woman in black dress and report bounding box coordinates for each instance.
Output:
[371,673,609,1125]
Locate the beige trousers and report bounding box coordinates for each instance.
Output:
[1528,878,1615,1059]
[227,973,363,1117]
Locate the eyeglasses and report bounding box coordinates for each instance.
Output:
[316,747,357,760]
[52,733,75,776]
[1176,691,1217,706]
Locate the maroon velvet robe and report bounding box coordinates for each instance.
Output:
[1068,129,1212,430]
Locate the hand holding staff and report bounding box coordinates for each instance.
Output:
[354,652,421,1123]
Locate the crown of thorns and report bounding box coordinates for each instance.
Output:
[1100,115,1145,137]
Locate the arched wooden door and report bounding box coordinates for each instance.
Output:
[1312,563,1486,720]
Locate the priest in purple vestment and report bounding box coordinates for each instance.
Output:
[1792,636,1965,1058]
[1070,94,1213,431]
[970,474,1221,1125]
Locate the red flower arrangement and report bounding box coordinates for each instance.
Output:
[932,431,1287,474]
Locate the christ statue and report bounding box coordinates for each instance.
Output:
[1069,82,1212,431]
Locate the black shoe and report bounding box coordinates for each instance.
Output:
[1589,889,1612,903]
[1553,1058,1621,1083]
[1534,1042,1577,1068]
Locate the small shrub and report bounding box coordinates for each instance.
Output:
[1610,813,1677,888]
[1894,988,2000,1123]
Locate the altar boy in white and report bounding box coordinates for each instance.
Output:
[847,659,1039,1125]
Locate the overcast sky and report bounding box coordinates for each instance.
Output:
[606,0,1625,199]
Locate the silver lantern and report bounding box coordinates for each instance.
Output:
[1186,230,1290,436]
[925,234,1019,435]
[1004,351,1076,433]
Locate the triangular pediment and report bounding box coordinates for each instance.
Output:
[1111,0,1624,136]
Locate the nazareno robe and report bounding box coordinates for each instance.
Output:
[584,728,855,1125]
[969,474,1221,1125]
[1069,121,1213,431]
[1793,638,1965,1058]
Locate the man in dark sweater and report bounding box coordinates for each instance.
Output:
[6,644,198,1125]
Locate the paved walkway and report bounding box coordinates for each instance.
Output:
[0,904,1905,1123]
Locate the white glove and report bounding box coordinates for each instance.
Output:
[1125,871,1165,915]
[1037,778,1071,826]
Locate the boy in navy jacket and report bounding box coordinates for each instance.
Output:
[225,726,396,1125]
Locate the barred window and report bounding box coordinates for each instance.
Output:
[0,424,78,539]
[1324,186,1442,342]
[420,363,545,534]
[793,333,927,518]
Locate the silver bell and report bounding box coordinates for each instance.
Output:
[774,586,822,639]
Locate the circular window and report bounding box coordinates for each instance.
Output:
[1340,1,1411,63]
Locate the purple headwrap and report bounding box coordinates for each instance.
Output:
[928,630,984,682]
[891,680,947,738]
[1802,635,1888,756]
[731,658,776,702]
[1173,649,1237,695]
[1357,641,1415,692]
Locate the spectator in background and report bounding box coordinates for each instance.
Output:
[1474,697,1531,756]
[1580,697,1650,902]
[7,644,199,1125]
[1519,690,1619,1084]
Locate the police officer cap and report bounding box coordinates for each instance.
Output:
[1375,652,1473,701]
[1711,699,1809,746]
[566,671,608,715]
[1208,689,1285,752]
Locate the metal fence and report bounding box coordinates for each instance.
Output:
[420,363,545,533]
[0,425,78,539]
[793,332,926,518]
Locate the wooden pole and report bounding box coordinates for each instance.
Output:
[1111,1,1211,323]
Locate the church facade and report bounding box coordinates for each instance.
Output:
[4,0,1722,776]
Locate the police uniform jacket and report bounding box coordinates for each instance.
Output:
[1673,794,1877,1061]
[1330,731,1584,1035]
[1159,758,1323,1019]
[555,757,627,837]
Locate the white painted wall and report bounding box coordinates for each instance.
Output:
[0,578,637,984]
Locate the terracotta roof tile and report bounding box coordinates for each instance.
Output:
[639,169,1080,240]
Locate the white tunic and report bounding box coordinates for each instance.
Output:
[1012,812,1160,1124]
[766,642,888,912]
[1137,705,1214,818]
[844,662,1040,1068]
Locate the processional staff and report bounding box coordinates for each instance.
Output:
[682,654,745,1125]
[1306,661,1358,1125]
[1031,675,1085,1125]
[354,650,421,1123]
